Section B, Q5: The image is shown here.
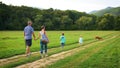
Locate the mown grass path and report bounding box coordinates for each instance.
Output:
[15,35,117,68]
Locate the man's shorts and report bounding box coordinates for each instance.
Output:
[25,39,32,47]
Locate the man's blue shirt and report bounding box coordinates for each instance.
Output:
[24,25,34,39]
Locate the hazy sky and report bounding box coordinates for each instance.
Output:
[1,0,120,13]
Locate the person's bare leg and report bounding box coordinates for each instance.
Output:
[28,46,30,55]
[26,46,29,56]
[26,46,28,55]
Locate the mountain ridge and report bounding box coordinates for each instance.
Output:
[89,6,120,16]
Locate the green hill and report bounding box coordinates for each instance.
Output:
[90,7,120,16]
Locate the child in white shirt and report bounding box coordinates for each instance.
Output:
[79,36,83,45]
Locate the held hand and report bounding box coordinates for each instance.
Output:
[34,37,36,41]
[34,37,39,41]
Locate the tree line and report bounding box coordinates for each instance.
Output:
[0,2,120,30]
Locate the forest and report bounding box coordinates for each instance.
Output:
[0,2,120,30]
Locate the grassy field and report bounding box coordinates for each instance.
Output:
[0,31,119,68]
[47,32,120,68]
[0,31,115,59]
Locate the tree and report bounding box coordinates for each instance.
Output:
[34,14,43,29]
[114,16,120,30]
[98,18,108,30]
[44,19,53,30]
[0,2,10,30]
[75,16,93,30]
[66,10,80,24]
[97,13,115,30]
[60,16,73,30]
[0,2,118,30]
[52,17,61,30]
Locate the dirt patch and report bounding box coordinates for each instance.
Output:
[0,52,38,66]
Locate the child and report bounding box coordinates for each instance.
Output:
[79,36,83,45]
[60,33,66,48]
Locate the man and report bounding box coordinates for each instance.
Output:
[24,21,36,57]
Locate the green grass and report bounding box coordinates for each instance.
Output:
[0,35,97,68]
[0,31,119,68]
[0,31,116,59]
[78,36,120,68]
[46,33,120,68]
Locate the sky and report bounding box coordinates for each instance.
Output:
[0,0,120,13]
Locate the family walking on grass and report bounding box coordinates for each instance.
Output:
[24,21,49,57]
[24,20,83,58]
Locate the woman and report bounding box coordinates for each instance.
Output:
[36,25,49,58]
